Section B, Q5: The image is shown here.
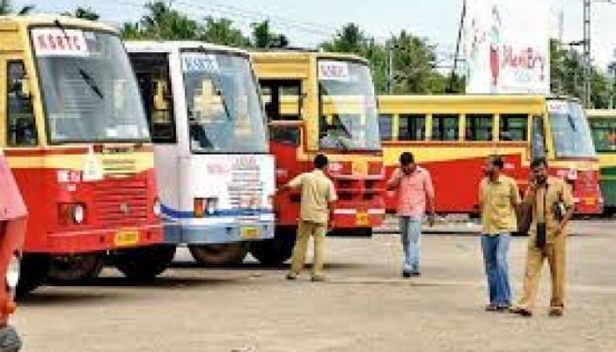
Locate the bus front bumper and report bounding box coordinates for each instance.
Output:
[41,224,164,255]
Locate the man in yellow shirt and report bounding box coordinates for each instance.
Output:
[277,154,337,281]
[510,157,574,317]
[479,155,521,311]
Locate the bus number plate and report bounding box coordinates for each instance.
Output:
[356,212,369,226]
[114,231,140,247]
[241,227,259,239]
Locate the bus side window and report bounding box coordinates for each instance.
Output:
[399,114,425,141]
[466,114,493,141]
[432,114,458,141]
[500,114,528,141]
[260,80,302,122]
[132,53,176,143]
[531,115,546,158]
[379,114,393,141]
[270,126,300,146]
[6,61,38,147]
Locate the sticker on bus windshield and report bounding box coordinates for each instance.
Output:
[318,60,350,81]
[31,28,89,57]
[182,53,219,73]
[547,100,569,114]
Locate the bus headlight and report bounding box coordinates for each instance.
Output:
[6,254,20,291]
[153,198,162,217]
[72,204,85,224]
[567,169,578,181]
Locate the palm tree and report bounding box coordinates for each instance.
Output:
[0,0,35,15]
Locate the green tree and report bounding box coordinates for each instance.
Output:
[387,30,448,94]
[137,1,200,40]
[63,6,100,21]
[120,22,143,40]
[250,20,289,48]
[0,0,34,15]
[200,17,249,47]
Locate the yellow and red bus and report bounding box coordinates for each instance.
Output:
[0,15,165,293]
[378,95,602,216]
[586,109,616,214]
[250,51,385,265]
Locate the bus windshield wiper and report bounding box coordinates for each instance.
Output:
[53,20,104,99]
[78,68,104,99]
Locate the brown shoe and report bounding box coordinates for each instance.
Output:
[509,306,533,317]
[311,275,326,282]
[548,307,564,317]
[286,272,298,280]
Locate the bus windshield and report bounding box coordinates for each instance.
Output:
[32,28,150,143]
[182,51,267,154]
[548,100,596,158]
[318,60,381,151]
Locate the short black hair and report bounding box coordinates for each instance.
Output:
[489,155,504,169]
[314,154,329,169]
[399,152,415,166]
[530,157,548,169]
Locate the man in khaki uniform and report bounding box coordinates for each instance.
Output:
[511,157,575,317]
[278,154,337,281]
[478,155,521,311]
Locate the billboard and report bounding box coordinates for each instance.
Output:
[464,0,550,95]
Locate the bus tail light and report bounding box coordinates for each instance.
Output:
[194,198,206,218]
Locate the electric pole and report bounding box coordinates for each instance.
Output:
[581,0,614,108]
[583,0,591,107]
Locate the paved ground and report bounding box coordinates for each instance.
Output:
[13,220,616,352]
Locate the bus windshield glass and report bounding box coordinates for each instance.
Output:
[548,100,596,158]
[31,28,150,143]
[318,60,381,151]
[182,51,267,153]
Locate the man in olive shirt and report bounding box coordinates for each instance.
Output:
[511,157,574,317]
[479,155,521,311]
[277,154,337,281]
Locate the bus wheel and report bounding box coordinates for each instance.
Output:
[249,227,296,267]
[16,254,51,299]
[188,243,248,267]
[48,253,104,285]
[114,245,176,280]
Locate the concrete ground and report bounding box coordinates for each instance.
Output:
[13,220,616,352]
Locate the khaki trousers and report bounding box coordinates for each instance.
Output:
[290,220,326,278]
[516,237,566,312]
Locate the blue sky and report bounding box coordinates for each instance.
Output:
[13,0,616,70]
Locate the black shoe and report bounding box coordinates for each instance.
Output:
[402,271,411,278]
[411,270,421,277]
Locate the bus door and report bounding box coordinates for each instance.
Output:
[130,52,181,233]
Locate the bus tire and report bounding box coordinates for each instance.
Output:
[249,227,296,267]
[113,245,176,280]
[188,243,248,267]
[16,254,51,299]
[47,253,105,285]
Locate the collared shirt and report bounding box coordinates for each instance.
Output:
[527,176,574,244]
[389,167,435,218]
[287,169,338,225]
[479,174,521,235]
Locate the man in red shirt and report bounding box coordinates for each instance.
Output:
[386,152,436,277]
